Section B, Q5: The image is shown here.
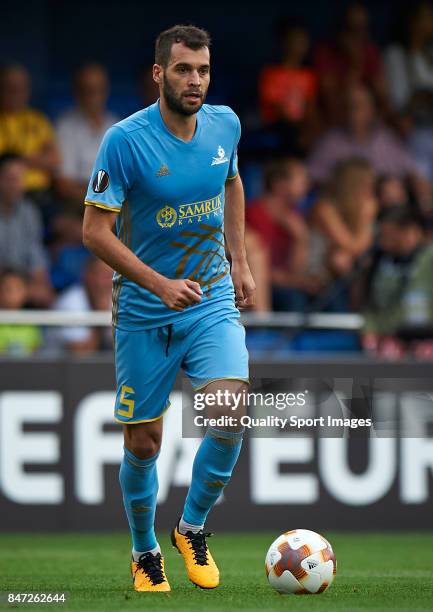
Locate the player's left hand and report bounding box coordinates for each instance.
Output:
[231,259,256,310]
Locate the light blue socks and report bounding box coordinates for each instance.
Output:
[120,427,244,548]
[119,446,159,553]
[181,427,244,527]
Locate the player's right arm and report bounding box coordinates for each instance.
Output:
[83,207,201,311]
[82,126,202,311]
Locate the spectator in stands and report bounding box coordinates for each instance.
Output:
[307,84,428,206]
[407,121,433,185]
[258,18,319,151]
[48,257,113,353]
[361,206,433,359]
[314,2,387,123]
[309,158,377,281]
[385,3,433,185]
[246,157,323,311]
[0,269,42,355]
[377,176,411,211]
[0,153,53,306]
[0,64,60,200]
[56,63,119,204]
[385,2,433,111]
[49,212,91,292]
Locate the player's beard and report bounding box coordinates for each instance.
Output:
[162,76,207,116]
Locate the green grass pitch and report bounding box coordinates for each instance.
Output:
[1,532,433,611]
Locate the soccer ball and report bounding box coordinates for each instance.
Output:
[265,529,336,595]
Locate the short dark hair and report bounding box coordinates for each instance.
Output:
[0,63,27,82]
[0,267,28,283]
[263,157,303,192]
[155,25,211,67]
[0,152,24,173]
[73,62,107,83]
[379,205,426,230]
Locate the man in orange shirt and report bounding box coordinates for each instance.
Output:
[259,20,317,124]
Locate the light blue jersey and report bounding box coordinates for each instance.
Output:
[85,100,240,330]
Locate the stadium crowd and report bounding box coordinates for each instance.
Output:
[2,1,433,357]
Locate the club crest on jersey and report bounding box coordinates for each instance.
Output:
[92,169,110,193]
[211,145,229,166]
[156,205,177,228]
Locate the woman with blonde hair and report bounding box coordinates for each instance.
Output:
[310,157,377,280]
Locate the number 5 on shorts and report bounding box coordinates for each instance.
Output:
[117,385,135,418]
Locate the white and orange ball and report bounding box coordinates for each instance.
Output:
[265,529,336,595]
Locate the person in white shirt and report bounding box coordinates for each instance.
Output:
[48,257,113,353]
[384,2,433,111]
[56,63,119,203]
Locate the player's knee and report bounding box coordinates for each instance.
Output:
[125,428,162,460]
[129,438,161,460]
[205,381,249,425]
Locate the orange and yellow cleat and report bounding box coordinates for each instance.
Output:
[171,525,220,589]
[131,552,171,592]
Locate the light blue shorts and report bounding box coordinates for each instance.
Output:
[114,309,249,424]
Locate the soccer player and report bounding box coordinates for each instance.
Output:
[82,25,255,592]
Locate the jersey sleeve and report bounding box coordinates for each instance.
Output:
[227,112,241,180]
[84,126,134,212]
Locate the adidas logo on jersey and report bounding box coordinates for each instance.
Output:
[156,164,170,177]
